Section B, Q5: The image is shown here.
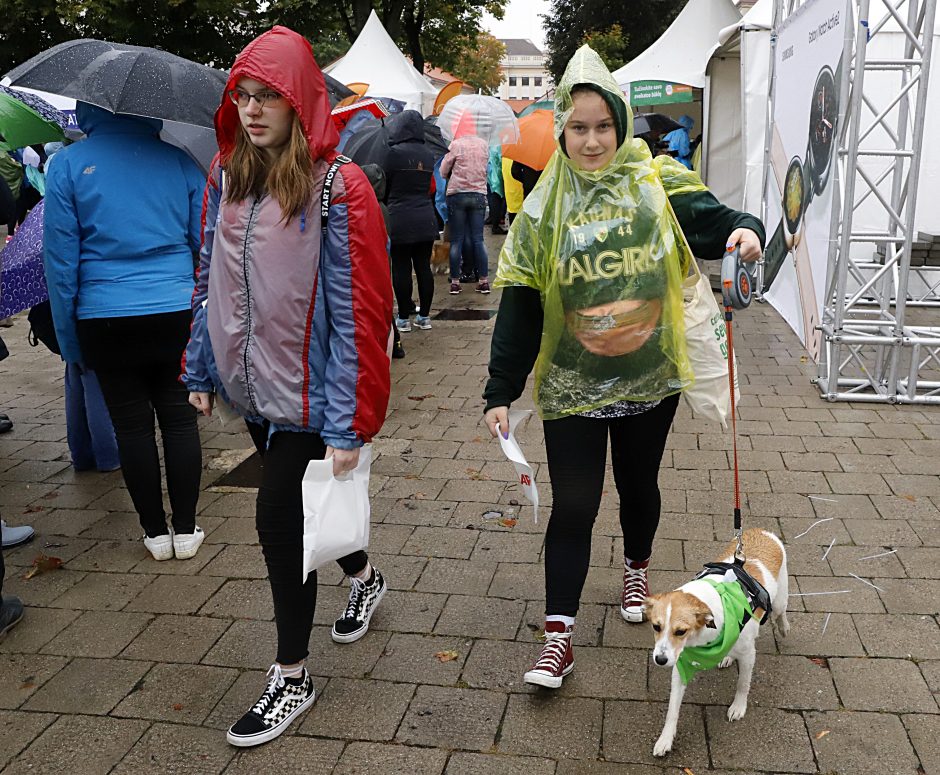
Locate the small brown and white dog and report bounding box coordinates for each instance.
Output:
[644,528,790,757]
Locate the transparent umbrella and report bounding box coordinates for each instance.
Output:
[438,94,519,147]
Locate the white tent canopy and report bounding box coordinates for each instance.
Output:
[611,0,742,90]
[324,11,438,114]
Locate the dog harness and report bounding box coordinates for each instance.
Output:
[675,577,755,685]
[696,561,773,626]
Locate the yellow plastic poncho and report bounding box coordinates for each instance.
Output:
[494,46,707,419]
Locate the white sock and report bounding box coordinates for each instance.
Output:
[353,562,372,581]
[278,663,304,679]
[546,614,575,628]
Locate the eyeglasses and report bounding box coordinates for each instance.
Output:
[228,88,282,108]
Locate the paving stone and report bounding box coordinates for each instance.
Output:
[830,657,938,712]
[0,605,79,654]
[500,695,602,760]
[706,706,816,772]
[121,614,231,663]
[2,567,86,606]
[199,544,268,577]
[810,493,881,520]
[555,645,649,701]
[2,714,150,775]
[0,653,68,709]
[112,662,237,723]
[380,497,458,527]
[397,685,506,750]
[124,573,224,614]
[603,699,708,767]
[199,578,273,620]
[909,518,940,546]
[461,638,543,693]
[356,589,446,635]
[0,709,56,769]
[40,609,152,658]
[434,595,525,640]
[306,626,391,678]
[843,518,923,546]
[371,633,469,685]
[299,677,413,740]
[50,570,155,611]
[774,612,866,656]
[897,547,940,578]
[78,511,152,541]
[904,713,940,775]
[203,517,258,545]
[367,523,415,554]
[203,668,267,730]
[224,736,345,774]
[853,613,940,658]
[401,526,479,559]
[333,741,448,775]
[23,657,151,714]
[807,710,920,775]
[111,721,236,775]
[877,578,940,615]
[416,557,497,596]
[444,752,556,775]
[202,619,277,669]
[792,575,886,613]
[826,544,908,577]
[64,539,150,573]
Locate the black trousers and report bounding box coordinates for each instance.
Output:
[488,192,506,231]
[542,394,680,617]
[253,428,368,664]
[80,311,201,538]
[390,240,434,319]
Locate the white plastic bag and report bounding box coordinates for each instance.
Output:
[497,409,539,522]
[301,444,373,583]
[681,261,740,427]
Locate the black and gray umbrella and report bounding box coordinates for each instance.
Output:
[632,113,683,137]
[4,39,227,128]
[345,112,450,167]
[323,74,355,107]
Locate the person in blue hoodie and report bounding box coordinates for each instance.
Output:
[43,102,206,562]
[663,115,694,169]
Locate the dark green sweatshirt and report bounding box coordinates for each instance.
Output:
[483,189,765,412]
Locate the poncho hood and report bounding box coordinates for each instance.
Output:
[214,26,339,164]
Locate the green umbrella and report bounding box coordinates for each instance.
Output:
[0,87,66,151]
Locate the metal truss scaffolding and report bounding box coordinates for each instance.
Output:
[809,0,940,403]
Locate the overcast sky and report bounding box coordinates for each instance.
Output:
[482,0,551,50]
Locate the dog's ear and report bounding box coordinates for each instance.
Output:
[643,595,658,613]
[697,611,717,629]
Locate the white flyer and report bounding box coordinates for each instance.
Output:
[497,409,539,522]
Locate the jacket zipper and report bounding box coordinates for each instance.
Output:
[242,197,262,415]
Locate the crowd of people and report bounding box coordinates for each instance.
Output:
[0,28,763,749]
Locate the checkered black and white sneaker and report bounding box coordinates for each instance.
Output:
[226,664,315,747]
[331,567,387,643]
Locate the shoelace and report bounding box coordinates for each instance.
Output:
[533,630,571,672]
[342,575,368,620]
[252,664,287,716]
[623,564,648,605]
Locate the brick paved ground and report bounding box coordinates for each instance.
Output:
[0,232,938,774]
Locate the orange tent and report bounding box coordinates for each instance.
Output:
[501,109,555,171]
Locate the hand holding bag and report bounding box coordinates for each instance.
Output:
[681,260,740,427]
[301,444,373,582]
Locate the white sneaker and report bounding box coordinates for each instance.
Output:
[143,532,174,561]
[173,526,205,560]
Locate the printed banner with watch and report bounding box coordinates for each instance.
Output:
[761,0,848,362]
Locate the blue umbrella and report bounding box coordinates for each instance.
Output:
[0,198,48,318]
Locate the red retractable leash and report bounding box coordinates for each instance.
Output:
[720,247,754,564]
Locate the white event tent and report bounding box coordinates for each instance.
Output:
[324,10,439,114]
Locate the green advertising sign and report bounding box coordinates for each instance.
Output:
[629,80,694,106]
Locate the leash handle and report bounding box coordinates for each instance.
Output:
[723,266,746,564]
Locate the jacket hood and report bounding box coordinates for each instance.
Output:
[554,46,632,153]
[76,102,162,136]
[678,115,694,131]
[360,162,386,200]
[215,26,340,163]
[388,110,425,146]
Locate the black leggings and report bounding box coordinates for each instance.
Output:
[254,429,368,664]
[542,394,680,617]
[93,357,201,538]
[391,240,434,319]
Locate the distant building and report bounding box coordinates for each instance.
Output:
[496,39,553,106]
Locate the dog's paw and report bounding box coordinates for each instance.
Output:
[727,698,748,721]
[777,616,791,638]
[718,656,735,669]
[652,734,674,757]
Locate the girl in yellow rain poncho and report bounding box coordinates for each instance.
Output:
[483,46,764,689]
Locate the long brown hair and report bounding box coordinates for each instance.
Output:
[224,115,314,224]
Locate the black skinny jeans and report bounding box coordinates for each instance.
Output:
[94,362,201,537]
[253,429,368,665]
[390,240,434,319]
[542,394,680,617]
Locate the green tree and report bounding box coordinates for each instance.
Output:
[447,33,505,94]
[0,0,79,75]
[542,0,685,83]
[581,24,629,73]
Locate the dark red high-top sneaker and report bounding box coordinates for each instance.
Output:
[523,620,574,688]
[621,556,650,623]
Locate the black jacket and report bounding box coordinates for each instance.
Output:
[383,111,439,244]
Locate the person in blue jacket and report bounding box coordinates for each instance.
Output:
[663,115,694,169]
[43,102,206,562]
